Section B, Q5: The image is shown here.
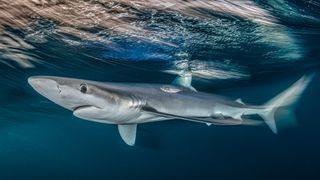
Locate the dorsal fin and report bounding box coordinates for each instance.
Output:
[118,124,137,146]
[236,98,245,105]
[172,73,197,91]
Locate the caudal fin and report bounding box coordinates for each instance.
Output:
[259,74,314,133]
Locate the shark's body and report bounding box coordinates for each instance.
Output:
[28,74,313,146]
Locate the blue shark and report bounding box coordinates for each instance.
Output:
[28,74,313,146]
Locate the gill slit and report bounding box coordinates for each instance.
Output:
[129,95,146,111]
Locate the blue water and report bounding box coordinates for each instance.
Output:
[1,1,320,179]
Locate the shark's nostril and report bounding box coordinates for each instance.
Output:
[57,85,62,94]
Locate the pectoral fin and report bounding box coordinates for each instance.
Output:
[118,124,137,146]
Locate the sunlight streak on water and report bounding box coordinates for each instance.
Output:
[0,31,39,68]
[0,0,319,80]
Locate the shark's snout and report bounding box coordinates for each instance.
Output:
[28,76,61,98]
[28,77,47,88]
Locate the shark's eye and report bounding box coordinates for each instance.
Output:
[80,83,87,93]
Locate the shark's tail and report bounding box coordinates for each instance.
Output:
[258,74,314,133]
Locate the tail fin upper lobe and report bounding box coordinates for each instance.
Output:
[259,74,314,133]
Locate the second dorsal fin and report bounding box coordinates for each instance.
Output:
[236,98,245,105]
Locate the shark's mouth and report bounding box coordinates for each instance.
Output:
[73,105,98,112]
[72,105,104,119]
